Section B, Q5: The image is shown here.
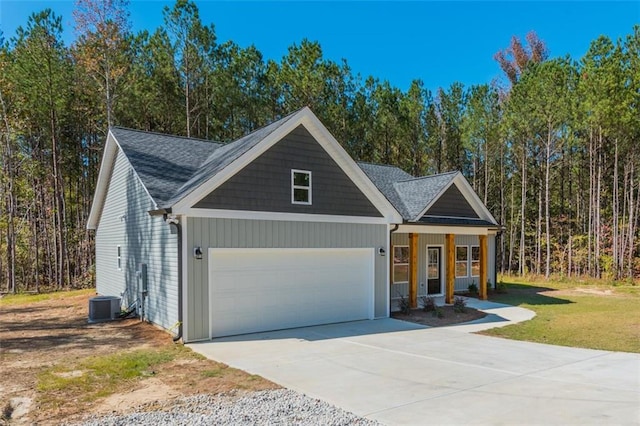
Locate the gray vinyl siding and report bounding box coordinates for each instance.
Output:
[390,232,496,308]
[94,148,178,330]
[194,125,381,217]
[425,184,479,218]
[185,217,387,341]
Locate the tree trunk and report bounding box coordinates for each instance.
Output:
[612,138,618,278]
[519,142,527,276]
[545,123,552,279]
[0,89,16,293]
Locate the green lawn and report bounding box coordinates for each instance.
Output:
[483,277,640,353]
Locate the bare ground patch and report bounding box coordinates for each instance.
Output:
[0,292,277,425]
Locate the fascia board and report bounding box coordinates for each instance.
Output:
[452,174,498,224]
[87,130,160,229]
[299,110,402,223]
[86,131,118,230]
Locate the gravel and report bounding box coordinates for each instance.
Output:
[76,389,381,426]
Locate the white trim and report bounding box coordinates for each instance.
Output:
[185,208,390,224]
[291,169,312,205]
[87,132,118,229]
[397,224,490,235]
[426,244,445,296]
[470,245,480,278]
[455,245,469,278]
[208,247,214,340]
[172,108,402,222]
[87,130,159,230]
[181,216,189,342]
[392,245,409,284]
[385,224,391,317]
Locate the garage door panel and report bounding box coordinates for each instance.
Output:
[209,248,373,338]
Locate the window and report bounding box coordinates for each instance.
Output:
[291,170,311,205]
[455,246,468,277]
[427,248,439,279]
[117,245,122,270]
[471,245,480,277]
[393,246,409,283]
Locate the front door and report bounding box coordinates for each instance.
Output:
[427,247,441,295]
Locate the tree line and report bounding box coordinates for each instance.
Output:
[0,0,638,292]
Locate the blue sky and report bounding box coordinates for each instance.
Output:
[1,1,637,92]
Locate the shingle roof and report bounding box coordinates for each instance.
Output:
[111,110,301,209]
[162,109,301,208]
[358,163,459,221]
[110,127,222,206]
[110,114,491,226]
[357,163,414,218]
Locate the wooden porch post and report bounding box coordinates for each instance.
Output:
[445,233,455,304]
[479,234,488,300]
[409,233,418,308]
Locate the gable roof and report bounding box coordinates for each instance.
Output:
[162,109,300,209]
[87,108,403,229]
[110,127,222,206]
[358,163,498,225]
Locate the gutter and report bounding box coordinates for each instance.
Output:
[165,215,183,342]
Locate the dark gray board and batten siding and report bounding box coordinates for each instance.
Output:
[424,184,479,218]
[95,148,178,331]
[194,125,382,217]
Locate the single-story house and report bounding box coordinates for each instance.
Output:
[87,107,500,342]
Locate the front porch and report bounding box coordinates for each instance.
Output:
[390,226,496,311]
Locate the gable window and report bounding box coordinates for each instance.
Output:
[455,246,468,278]
[291,169,311,205]
[117,245,122,270]
[470,245,480,277]
[393,246,409,283]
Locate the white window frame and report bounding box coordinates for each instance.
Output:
[117,245,122,270]
[470,245,480,277]
[393,245,409,284]
[455,245,468,278]
[291,169,312,205]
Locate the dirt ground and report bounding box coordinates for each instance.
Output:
[0,292,277,425]
[392,305,486,327]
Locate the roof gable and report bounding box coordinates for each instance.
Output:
[424,184,479,218]
[392,172,458,220]
[110,127,222,206]
[194,125,382,217]
[359,164,498,225]
[172,107,402,221]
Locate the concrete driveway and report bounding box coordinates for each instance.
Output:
[189,302,640,425]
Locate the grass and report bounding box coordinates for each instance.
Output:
[37,347,182,407]
[483,276,640,353]
[0,288,94,306]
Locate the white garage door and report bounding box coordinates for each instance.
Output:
[209,248,374,338]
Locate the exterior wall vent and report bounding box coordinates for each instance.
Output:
[88,296,121,322]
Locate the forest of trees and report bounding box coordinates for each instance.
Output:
[0,0,638,292]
